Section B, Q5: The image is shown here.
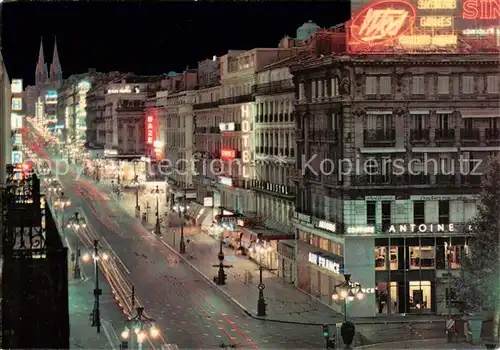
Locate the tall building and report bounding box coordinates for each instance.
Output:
[0,51,12,186]
[290,53,500,318]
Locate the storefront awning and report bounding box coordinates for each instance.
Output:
[460,109,500,118]
[239,226,294,241]
[196,207,213,228]
[186,202,203,220]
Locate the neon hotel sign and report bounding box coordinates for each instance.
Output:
[350,0,500,51]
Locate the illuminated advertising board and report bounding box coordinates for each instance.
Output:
[348,0,500,53]
[220,149,236,160]
[11,98,22,111]
[11,113,23,129]
[12,151,23,165]
[145,113,157,145]
[11,79,23,94]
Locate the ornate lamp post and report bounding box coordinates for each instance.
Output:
[331,274,364,349]
[331,274,364,322]
[54,191,71,231]
[132,160,140,217]
[151,186,164,235]
[66,212,87,280]
[81,239,109,334]
[249,239,273,317]
[121,306,160,350]
[176,197,189,254]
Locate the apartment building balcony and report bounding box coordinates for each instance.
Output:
[193,101,220,110]
[363,129,396,147]
[308,130,338,143]
[251,179,296,199]
[195,126,220,134]
[410,129,430,143]
[408,173,431,185]
[351,174,408,186]
[252,80,294,96]
[460,128,480,143]
[436,174,455,185]
[485,128,500,144]
[435,129,455,143]
[460,174,482,186]
[218,94,253,106]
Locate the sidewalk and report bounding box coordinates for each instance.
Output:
[354,338,489,349]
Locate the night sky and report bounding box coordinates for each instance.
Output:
[2,2,350,87]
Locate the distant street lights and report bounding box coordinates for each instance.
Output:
[66,212,87,280]
[47,179,62,201]
[81,239,109,334]
[121,306,160,350]
[249,239,272,317]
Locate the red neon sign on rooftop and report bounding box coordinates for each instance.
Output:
[350,0,417,44]
[220,149,236,160]
[463,0,500,19]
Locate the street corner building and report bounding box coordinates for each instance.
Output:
[289,44,500,316]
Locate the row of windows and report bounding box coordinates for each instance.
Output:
[255,130,294,148]
[365,74,500,96]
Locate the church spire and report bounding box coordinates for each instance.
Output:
[35,37,48,85]
[49,37,62,88]
[51,37,61,71]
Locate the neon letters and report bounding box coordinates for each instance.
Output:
[463,0,500,19]
[146,115,155,144]
[351,0,416,43]
[417,0,456,9]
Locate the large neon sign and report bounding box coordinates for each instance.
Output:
[351,0,416,44]
[463,0,500,19]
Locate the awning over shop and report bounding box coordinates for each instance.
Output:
[196,207,213,229]
[186,201,203,220]
[460,109,500,119]
[239,225,294,241]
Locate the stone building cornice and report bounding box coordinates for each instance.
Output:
[290,53,500,73]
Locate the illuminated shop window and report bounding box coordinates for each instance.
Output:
[409,246,435,270]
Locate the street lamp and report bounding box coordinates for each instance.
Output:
[54,191,71,230]
[121,306,160,350]
[445,241,454,343]
[212,231,233,286]
[331,274,364,322]
[81,239,108,334]
[175,195,189,254]
[249,239,273,317]
[151,186,164,235]
[47,180,62,201]
[66,212,87,280]
[132,160,140,217]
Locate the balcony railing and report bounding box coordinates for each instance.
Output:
[251,179,296,198]
[218,94,253,106]
[411,129,430,142]
[436,174,455,185]
[485,128,500,140]
[409,174,431,185]
[351,174,409,186]
[308,130,338,143]
[363,129,395,146]
[193,101,220,110]
[461,175,482,185]
[460,128,480,141]
[435,128,455,141]
[252,80,294,95]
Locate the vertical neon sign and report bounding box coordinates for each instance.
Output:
[146,113,156,144]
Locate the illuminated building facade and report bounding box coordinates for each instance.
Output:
[162,70,198,189]
[290,53,500,317]
[103,78,149,157]
[0,51,12,186]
